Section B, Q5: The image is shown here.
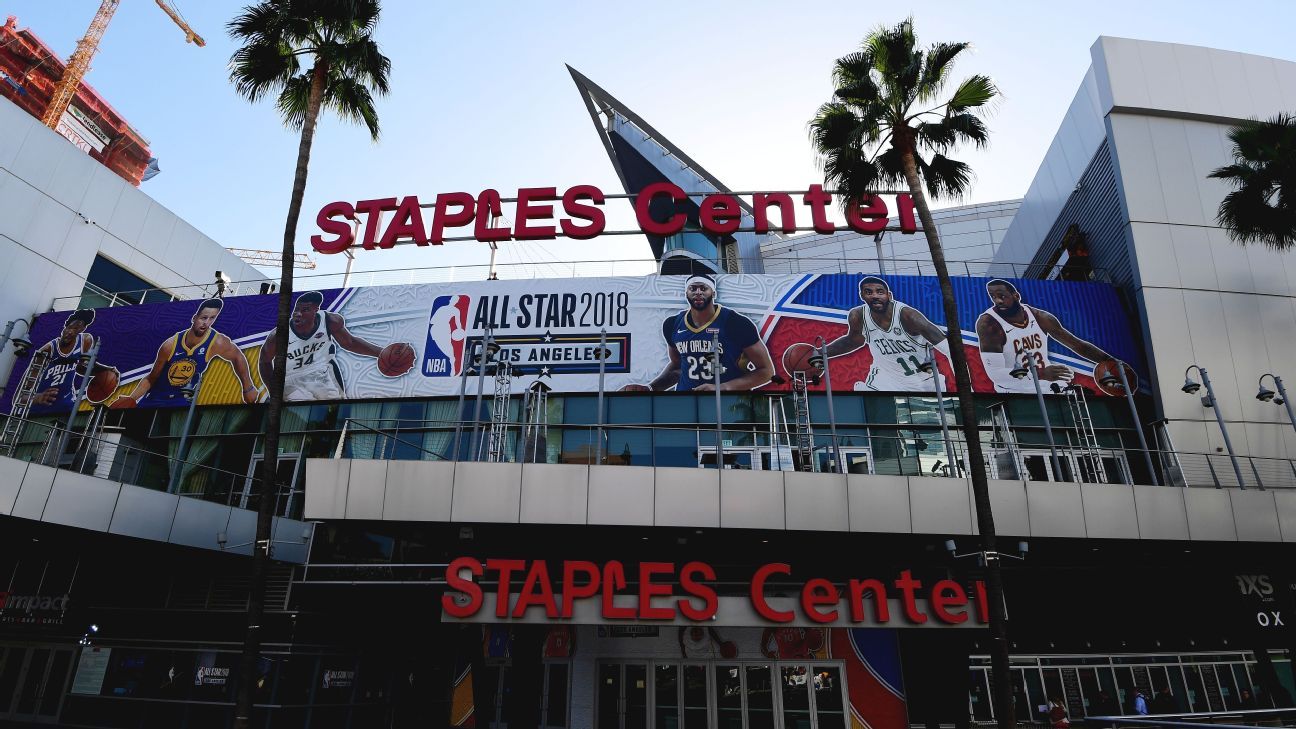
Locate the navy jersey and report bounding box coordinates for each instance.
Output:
[28,335,89,414]
[662,305,760,391]
[148,329,217,404]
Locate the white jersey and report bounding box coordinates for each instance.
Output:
[284,313,343,401]
[984,304,1049,393]
[860,301,935,392]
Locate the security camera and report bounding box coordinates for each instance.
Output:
[1018,541,1029,555]
[944,539,957,555]
[1257,387,1276,403]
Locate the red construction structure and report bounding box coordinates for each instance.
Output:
[0,15,152,186]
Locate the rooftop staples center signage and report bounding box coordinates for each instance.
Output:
[309,185,918,253]
[440,558,989,629]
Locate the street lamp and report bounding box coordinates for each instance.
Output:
[946,538,1029,566]
[0,318,32,356]
[1183,364,1245,488]
[1095,362,1159,486]
[1011,348,1065,481]
[1257,374,1296,437]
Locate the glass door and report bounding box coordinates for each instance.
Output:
[598,662,649,729]
[2,647,74,724]
[239,452,303,516]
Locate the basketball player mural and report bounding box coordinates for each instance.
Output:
[647,274,774,392]
[260,291,415,402]
[976,279,1122,394]
[26,309,118,414]
[112,298,258,408]
[815,276,951,392]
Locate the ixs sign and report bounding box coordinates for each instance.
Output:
[310,184,919,253]
[440,558,988,629]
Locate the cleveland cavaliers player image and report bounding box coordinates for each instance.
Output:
[259,291,408,401]
[820,276,950,391]
[113,298,258,407]
[647,275,774,392]
[976,279,1118,393]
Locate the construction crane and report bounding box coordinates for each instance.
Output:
[227,249,319,270]
[41,0,205,130]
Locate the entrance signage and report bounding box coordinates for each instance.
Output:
[441,558,988,629]
[0,591,70,625]
[310,185,918,253]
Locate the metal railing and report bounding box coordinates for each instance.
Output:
[330,416,1296,489]
[0,413,303,518]
[1084,708,1296,727]
[49,259,1110,311]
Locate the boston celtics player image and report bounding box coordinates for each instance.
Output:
[112,298,259,407]
[976,279,1118,394]
[819,276,950,391]
[259,291,411,401]
[647,274,774,392]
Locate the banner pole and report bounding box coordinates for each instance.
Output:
[595,329,607,466]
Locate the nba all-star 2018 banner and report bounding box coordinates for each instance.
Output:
[3,273,1144,414]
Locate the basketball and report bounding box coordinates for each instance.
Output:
[377,343,416,377]
[1092,360,1136,396]
[719,641,737,659]
[782,342,819,376]
[86,368,119,403]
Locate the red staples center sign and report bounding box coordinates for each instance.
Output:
[310,185,918,253]
[440,558,987,629]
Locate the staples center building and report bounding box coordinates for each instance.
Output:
[2,34,1296,729]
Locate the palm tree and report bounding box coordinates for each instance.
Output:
[809,19,1015,729]
[1210,114,1296,249]
[226,1,389,726]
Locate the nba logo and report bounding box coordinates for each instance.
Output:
[424,294,470,377]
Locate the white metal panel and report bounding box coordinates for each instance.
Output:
[1096,37,1151,111]
[383,460,454,521]
[55,219,106,275]
[108,483,179,542]
[1132,484,1190,540]
[1171,43,1223,119]
[0,173,42,242]
[1182,487,1236,541]
[9,119,70,191]
[1079,483,1139,539]
[0,456,27,514]
[519,463,589,525]
[41,469,119,532]
[1025,480,1086,538]
[168,497,235,552]
[1108,115,1168,223]
[1148,120,1207,226]
[719,469,784,530]
[1272,490,1296,542]
[303,458,349,520]
[136,201,178,266]
[784,471,848,533]
[219,504,258,557]
[1129,223,1180,289]
[75,164,126,228]
[1208,49,1255,120]
[0,98,33,168]
[846,474,911,534]
[1208,227,1256,294]
[25,197,77,264]
[1138,40,1189,114]
[43,139,95,210]
[104,183,151,245]
[908,478,973,535]
[450,461,522,523]
[344,459,389,520]
[980,479,1029,537]
[655,467,718,528]
[586,465,653,526]
[1228,489,1281,542]
[10,461,56,520]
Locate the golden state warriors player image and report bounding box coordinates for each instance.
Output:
[27,309,117,413]
[648,275,774,392]
[259,291,407,401]
[976,279,1117,393]
[820,276,950,391]
[112,298,258,407]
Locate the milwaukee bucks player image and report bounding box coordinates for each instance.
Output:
[113,298,259,407]
[820,276,950,391]
[648,275,775,392]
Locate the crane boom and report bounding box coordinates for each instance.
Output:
[227,249,318,270]
[41,0,205,132]
[40,0,119,129]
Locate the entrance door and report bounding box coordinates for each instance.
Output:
[239,452,303,517]
[598,662,648,729]
[0,646,74,724]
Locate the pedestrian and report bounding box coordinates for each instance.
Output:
[1049,697,1070,729]
[1152,686,1176,714]
[1239,687,1257,710]
[1132,689,1150,715]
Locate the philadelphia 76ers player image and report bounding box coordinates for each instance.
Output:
[113,298,258,407]
[27,309,117,414]
[821,276,951,391]
[976,279,1116,393]
[648,274,774,392]
[259,291,407,401]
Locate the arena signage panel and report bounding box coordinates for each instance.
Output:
[2,273,1143,414]
[309,184,918,253]
[439,558,989,629]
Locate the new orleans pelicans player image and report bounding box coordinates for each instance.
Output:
[821,276,950,391]
[976,279,1117,393]
[259,291,403,401]
[113,298,258,407]
[648,275,774,392]
[27,309,117,413]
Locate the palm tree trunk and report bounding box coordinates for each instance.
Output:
[233,60,328,729]
[901,151,1015,729]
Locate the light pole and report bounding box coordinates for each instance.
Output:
[1096,362,1159,486]
[918,350,958,477]
[167,368,205,494]
[469,329,498,462]
[593,329,609,465]
[811,336,843,474]
[48,337,100,468]
[712,331,724,470]
[1182,365,1246,488]
[1257,374,1296,437]
[1010,348,1065,481]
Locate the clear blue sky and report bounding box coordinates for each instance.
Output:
[6,1,1296,285]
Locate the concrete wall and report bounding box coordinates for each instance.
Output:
[0,96,265,387]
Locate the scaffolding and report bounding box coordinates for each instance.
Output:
[485,361,513,463]
[1062,383,1108,483]
[517,380,551,463]
[1,350,49,455]
[790,371,815,472]
[988,402,1022,480]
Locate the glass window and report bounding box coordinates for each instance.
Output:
[605,429,651,466]
[545,663,569,727]
[654,428,697,469]
[715,664,742,729]
[812,665,846,729]
[654,664,678,728]
[682,664,707,728]
[781,665,812,727]
[654,395,696,424]
[747,664,775,729]
[564,396,597,424]
[609,395,651,425]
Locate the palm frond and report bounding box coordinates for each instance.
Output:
[946,74,997,113]
[274,72,312,130]
[916,152,973,199]
[832,51,881,107]
[324,75,381,139]
[1211,114,1296,249]
[229,38,299,102]
[916,112,988,151]
[916,41,969,102]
